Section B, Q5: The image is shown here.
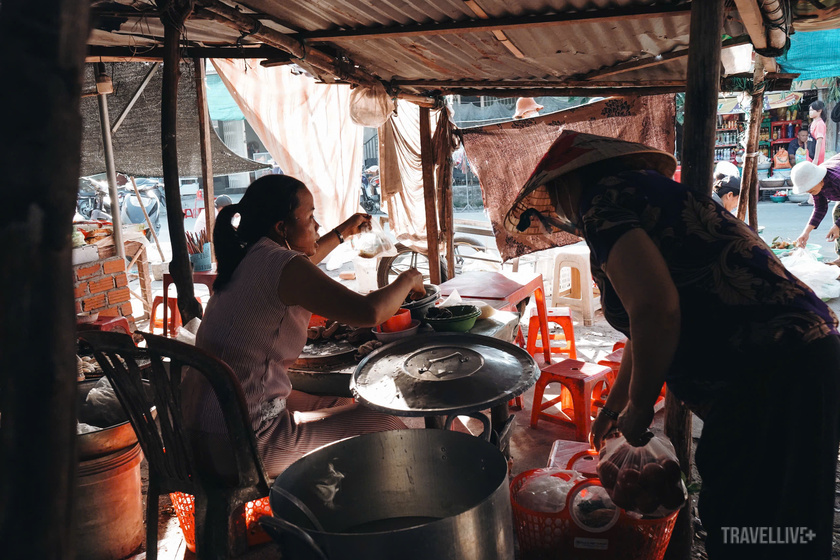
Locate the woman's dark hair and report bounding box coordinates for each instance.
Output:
[713,176,741,198]
[810,100,827,122]
[213,175,307,291]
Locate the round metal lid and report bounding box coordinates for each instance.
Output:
[351,333,539,416]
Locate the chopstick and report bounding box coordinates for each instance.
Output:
[185,230,208,254]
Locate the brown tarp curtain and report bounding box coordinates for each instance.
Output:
[460,96,676,262]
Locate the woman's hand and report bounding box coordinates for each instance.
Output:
[796,231,810,248]
[590,410,618,451]
[339,213,373,237]
[827,225,840,242]
[617,402,654,447]
[400,269,426,299]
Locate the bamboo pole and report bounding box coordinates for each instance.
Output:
[419,107,441,284]
[160,1,202,325]
[0,0,89,557]
[130,177,165,261]
[666,1,725,558]
[95,64,125,260]
[737,56,766,230]
[193,57,216,259]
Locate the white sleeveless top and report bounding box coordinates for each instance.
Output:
[182,237,311,434]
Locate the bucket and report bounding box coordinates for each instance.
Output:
[189,242,212,272]
[75,443,144,560]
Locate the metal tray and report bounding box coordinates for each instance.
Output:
[351,332,539,416]
[293,339,357,369]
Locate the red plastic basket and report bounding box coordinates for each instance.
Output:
[169,492,272,553]
[510,452,678,560]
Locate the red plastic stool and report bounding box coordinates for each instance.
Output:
[529,357,613,442]
[150,295,180,336]
[525,306,576,360]
[77,316,132,335]
[150,295,203,337]
[612,338,628,351]
[596,347,667,411]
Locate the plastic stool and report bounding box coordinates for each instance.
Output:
[525,306,576,360]
[613,338,627,351]
[551,243,601,326]
[150,295,181,337]
[596,347,667,412]
[529,357,613,442]
[184,208,196,219]
[77,316,132,335]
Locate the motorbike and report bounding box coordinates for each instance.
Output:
[360,172,381,214]
[76,176,162,239]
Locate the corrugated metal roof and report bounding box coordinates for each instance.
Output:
[88,1,747,93]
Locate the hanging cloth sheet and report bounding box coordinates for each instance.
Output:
[378,100,448,253]
[776,29,840,81]
[459,96,676,262]
[212,60,363,232]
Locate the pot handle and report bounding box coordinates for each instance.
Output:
[444,411,491,442]
[258,516,329,560]
[566,448,599,470]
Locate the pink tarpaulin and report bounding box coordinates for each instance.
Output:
[212,60,363,232]
[460,96,676,262]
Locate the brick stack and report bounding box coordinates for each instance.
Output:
[74,256,136,332]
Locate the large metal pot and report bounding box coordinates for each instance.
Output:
[77,379,154,460]
[264,429,513,560]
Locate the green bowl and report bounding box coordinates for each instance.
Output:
[423,305,481,332]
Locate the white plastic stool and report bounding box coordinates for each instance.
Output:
[551,243,601,326]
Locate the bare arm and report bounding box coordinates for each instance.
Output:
[310,213,372,265]
[591,342,633,450]
[277,255,424,327]
[602,228,680,441]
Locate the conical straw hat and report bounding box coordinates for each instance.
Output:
[504,130,677,235]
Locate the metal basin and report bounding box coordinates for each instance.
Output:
[76,379,154,460]
[267,429,513,560]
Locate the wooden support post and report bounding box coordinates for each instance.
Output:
[737,56,766,230]
[0,0,89,557]
[419,107,442,284]
[669,1,724,558]
[160,1,202,325]
[193,57,216,259]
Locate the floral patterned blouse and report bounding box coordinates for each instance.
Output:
[578,170,838,407]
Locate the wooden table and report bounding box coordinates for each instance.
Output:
[439,271,552,363]
[161,269,217,337]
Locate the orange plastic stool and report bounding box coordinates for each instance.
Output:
[150,295,180,336]
[525,306,577,360]
[612,338,628,351]
[529,357,613,442]
[77,316,132,335]
[596,347,623,388]
[597,346,667,411]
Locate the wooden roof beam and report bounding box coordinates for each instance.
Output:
[195,0,379,86]
[295,3,691,42]
[86,45,294,61]
[395,79,686,89]
[578,35,750,80]
[433,86,685,97]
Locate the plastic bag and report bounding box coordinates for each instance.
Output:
[353,230,397,259]
[514,468,584,513]
[773,147,791,169]
[349,83,396,127]
[597,434,687,517]
[79,377,127,428]
[176,317,201,346]
[781,248,840,301]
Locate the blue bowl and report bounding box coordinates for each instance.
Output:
[769,195,787,203]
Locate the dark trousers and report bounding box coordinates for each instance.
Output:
[696,335,840,560]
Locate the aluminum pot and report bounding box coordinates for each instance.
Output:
[264,429,513,560]
[400,284,440,320]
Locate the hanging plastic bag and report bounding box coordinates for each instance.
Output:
[597,434,687,517]
[781,248,840,301]
[349,83,396,127]
[773,147,791,169]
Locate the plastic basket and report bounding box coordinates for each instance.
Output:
[169,492,272,553]
[510,451,678,560]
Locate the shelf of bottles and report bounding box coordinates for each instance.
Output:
[714,114,743,163]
